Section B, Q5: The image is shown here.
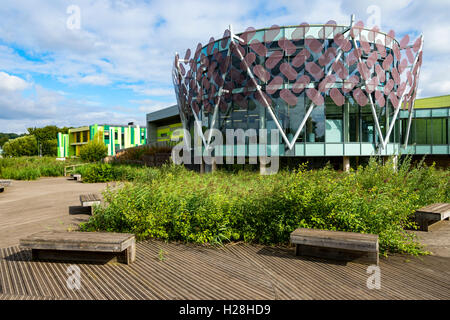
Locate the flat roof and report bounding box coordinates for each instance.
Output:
[415,95,450,109]
[97,124,142,128]
[146,105,179,122]
[68,124,143,132]
[69,126,90,133]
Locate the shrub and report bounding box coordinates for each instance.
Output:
[2,126,68,157]
[83,163,114,183]
[74,163,164,183]
[115,144,173,162]
[40,139,58,157]
[79,140,108,162]
[0,133,22,148]
[2,135,38,157]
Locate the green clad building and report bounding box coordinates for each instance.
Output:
[57,124,147,158]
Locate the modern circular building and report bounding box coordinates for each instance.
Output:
[173,16,423,171]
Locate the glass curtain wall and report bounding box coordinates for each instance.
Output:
[406,116,449,145]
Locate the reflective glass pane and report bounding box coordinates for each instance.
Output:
[431,118,446,144]
[325,98,343,142]
[347,98,360,142]
[306,103,325,142]
[415,119,427,144]
[361,105,375,143]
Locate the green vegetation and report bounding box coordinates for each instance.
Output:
[2,153,447,256]
[79,139,108,162]
[0,133,23,148]
[2,135,38,157]
[74,163,161,183]
[80,157,449,256]
[28,126,69,157]
[1,126,69,157]
[0,157,82,180]
[113,143,173,163]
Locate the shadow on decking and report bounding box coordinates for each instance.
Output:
[68,206,91,215]
[256,245,355,266]
[3,249,31,262]
[3,248,120,265]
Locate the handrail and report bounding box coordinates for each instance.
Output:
[64,163,89,177]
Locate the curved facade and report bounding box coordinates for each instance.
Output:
[173,18,423,159]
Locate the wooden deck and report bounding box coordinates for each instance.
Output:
[0,240,449,300]
[0,178,448,300]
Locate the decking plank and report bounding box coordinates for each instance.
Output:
[0,241,448,300]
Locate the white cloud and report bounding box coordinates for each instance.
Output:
[0,71,29,91]
[0,79,145,133]
[130,99,176,113]
[0,0,449,133]
[122,84,174,96]
[78,75,111,86]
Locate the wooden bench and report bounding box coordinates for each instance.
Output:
[72,174,82,181]
[290,228,379,265]
[80,193,101,215]
[0,180,12,187]
[415,203,450,231]
[20,231,136,265]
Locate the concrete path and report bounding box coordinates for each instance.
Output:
[0,177,108,248]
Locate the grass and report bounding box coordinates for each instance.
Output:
[73,162,164,183]
[0,156,83,180]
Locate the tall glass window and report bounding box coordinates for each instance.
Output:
[273,96,288,136]
[361,105,375,143]
[401,119,408,144]
[306,104,325,142]
[281,93,306,143]
[325,98,343,142]
[287,92,306,142]
[231,105,247,131]
[346,98,360,142]
[247,97,261,131]
[431,118,447,144]
[415,119,427,144]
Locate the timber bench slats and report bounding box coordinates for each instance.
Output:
[71,174,82,181]
[80,193,101,203]
[0,180,12,187]
[415,203,450,231]
[80,193,101,215]
[0,180,11,193]
[290,228,379,265]
[20,231,136,265]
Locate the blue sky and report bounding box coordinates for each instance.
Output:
[0,0,448,133]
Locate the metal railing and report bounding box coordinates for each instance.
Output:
[64,163,88,177]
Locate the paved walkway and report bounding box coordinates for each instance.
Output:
[0,177,108,248]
